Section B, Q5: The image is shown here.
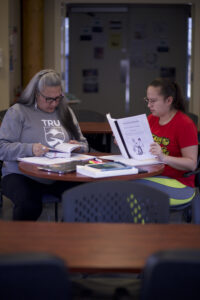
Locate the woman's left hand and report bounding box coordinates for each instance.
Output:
[149,142,165,162]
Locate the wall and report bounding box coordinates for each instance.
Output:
[0,0,21,110]
[68,5,189,117]
[46,0,200,120]
[0,1,9,110]
[44,0,55,68]
[9,0,21,104]
[0,0,199,116]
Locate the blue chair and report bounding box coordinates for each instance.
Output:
[141,249,200,300]
[183,144,200,223]
[62,181,169,223]
[0,252,71,300]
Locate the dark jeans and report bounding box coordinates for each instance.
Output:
[2,174,79,221]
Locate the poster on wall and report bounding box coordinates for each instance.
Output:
[109,33,121,48]
[82,69,98,93]
[80,27,92,41]
[94,47,104,59]
[92,19,103,33]
[160,67,176,80]
[109,20,122,30]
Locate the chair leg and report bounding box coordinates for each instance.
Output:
[55,202,58,222]
[183,206,192,223]
[0,191,3,208]
[192,193,200,224]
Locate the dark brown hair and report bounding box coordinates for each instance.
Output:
[148,77,185,112]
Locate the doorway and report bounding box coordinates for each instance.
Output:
[63,4,191,118]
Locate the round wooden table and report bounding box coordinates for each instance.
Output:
[19,155,164,182]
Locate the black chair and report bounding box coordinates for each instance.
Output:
[187,112,198,128]
[0,252,71,300]
[0,109,7,124]
[141,249,200,300]
[183,143,200,223]
[73,109,107,152]
[169,136,200,223]
[62,181,169,223]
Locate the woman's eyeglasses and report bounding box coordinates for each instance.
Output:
[144,97,159,105]
[39,91,64,103]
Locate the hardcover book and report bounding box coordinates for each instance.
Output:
[76,161,138,178]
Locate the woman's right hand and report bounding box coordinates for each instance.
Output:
[32,143,49,157]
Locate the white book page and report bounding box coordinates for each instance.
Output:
[106,113,129,158]
[49,143,80,153]
[116,114,155,160]
[17,154,94,165]
[100,155,161,167]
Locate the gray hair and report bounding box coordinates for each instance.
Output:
[18,69,62,105]
[18,69,80,139]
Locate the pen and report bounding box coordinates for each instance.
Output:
[89,158,103,164]
[93,157,103,163]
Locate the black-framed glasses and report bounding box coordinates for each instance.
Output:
[39,91,64,103]
[144,97,159,105]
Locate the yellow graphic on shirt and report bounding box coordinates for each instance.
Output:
[152,134,170,155]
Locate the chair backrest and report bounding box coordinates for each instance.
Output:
[62,181,169,223]
[185,144,200,188]
[187,112,198,127]
[0,252,71,300]
[73,109,106,122]
[141,249,200,300]
[0,109,7,123]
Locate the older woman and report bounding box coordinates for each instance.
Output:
[0,69,88,220]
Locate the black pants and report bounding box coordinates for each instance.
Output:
[2,174,79,221]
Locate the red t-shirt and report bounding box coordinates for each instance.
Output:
[148,111,198,187]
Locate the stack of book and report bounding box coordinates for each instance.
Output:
[76,161,138,178]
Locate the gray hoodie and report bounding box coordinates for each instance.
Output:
[0,103,88,179]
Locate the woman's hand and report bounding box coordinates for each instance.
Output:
[32,143,49,157]
[68,140,81,152]
[149,142,165,162]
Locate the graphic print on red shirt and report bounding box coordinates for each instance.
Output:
[148,111,198,187]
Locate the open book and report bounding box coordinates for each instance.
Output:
[45,143,80,158]
[105,113,160,166]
